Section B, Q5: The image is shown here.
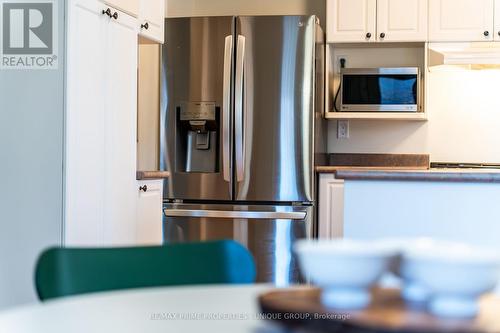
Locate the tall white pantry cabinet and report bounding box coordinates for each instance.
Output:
[65,0,164,246]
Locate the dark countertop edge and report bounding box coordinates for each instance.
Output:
[332,169,500,183]
[327,153,430,169]
[136,171,170,180]
[315,166,429,172]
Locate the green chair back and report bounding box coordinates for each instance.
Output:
[35,240,256,301]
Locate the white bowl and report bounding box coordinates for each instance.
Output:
[294,239,396,309]
[378,238,441,303]
[404,242,500,318]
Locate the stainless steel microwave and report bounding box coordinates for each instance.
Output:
[339,67,420,112]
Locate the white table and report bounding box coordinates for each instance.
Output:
[0,284,283,333]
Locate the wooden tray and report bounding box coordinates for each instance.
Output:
[259,287,500,333]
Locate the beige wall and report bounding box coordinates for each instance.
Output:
[166,0,326,27]
[137,43,160,170]
[329,68,500,163]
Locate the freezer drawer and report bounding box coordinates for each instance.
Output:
[163,204,313,285]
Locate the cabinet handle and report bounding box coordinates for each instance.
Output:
[141,22,149,30]
[112,11,118,19]
[380,32,386,39]
[139,185,148,192]
[102,8,112,17]
[365,32,371,39]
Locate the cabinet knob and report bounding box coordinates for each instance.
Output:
[380,32,386,39]
[484,31,490,37]
[102,8,111,17]
[112,11,118,20]
[365,32,372,39]
[139,185,148,192]
[141,22,149,30]
[498,31,500,36]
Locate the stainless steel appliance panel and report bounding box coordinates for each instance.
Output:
[161,17,234,200]
[314,21,327,168]
[339,67,420,112]
[163,203,313,285]
[234,16,317,202]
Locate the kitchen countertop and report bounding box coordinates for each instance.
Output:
[316,166,500,183]
[136,171,170,180]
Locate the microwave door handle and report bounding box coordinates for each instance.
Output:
[164,209,306,220]
[235,35,245,182]
[222,35,233,183]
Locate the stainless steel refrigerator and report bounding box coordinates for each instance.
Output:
[160,15,326,285]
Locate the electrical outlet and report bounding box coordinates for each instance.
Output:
[336,55,347,73]
[337,120,349,139]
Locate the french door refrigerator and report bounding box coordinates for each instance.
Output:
[160,15,325,285]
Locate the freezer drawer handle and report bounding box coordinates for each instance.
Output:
[163,209,306,220]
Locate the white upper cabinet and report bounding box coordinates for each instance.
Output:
[377,0,428,42]
[327,0,377,42]
[103,0,139,17]
[495,0,500,40]
[429,0,494,41]
[327,0,427,43]
[138,0,165,43]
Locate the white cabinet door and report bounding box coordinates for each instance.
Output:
[66,2,139,247]
[495,0,500,40]
[103,0,139,17]
[377,0,428,42]
[429,0,494,41]
[103,9,138,245]
[137,180,164,245]
[327,0,377,42]
[65,0,107,246]
[138,0,165,43]
[318,174,345,239]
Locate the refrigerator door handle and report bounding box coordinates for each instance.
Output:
[235,35,246,182]
[222,35,233,183]
[164,209,306,220]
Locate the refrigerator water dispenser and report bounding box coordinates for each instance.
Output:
[176,102,219,173]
